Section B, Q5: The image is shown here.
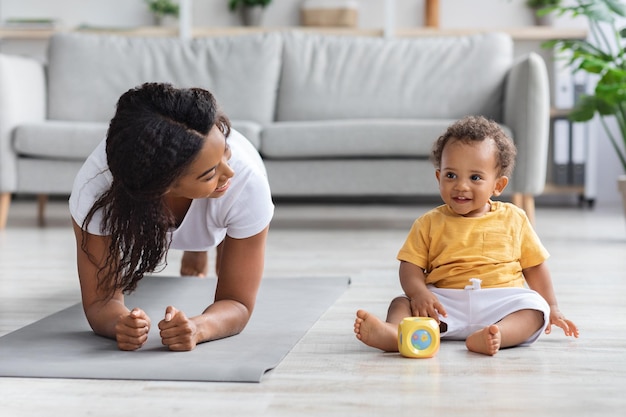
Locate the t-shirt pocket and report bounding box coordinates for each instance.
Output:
[481,232,514,261]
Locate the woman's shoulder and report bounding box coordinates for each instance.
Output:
[228,129,265,172]
[68,138,111,233]
[225,129,272,200]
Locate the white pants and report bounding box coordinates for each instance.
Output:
[426,280,550,345]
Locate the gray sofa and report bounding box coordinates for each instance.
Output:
[0,30,549,228]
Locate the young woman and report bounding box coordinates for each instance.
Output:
[70,82,274,351]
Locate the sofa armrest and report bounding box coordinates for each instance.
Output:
[0,54,46,192]
[503,52,550,196]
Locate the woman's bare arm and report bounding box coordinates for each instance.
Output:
[72,218,151,350]
[158,226,269,351]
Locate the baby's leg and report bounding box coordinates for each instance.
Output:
[465,325,501,356]
[466,309,544,356]
[354,297,412,352]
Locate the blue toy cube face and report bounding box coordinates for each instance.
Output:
[411,329,433,350]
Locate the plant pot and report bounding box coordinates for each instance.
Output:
[153,14,178,27]
[240,6,264,26]
[531,8,553,26]
[534,14,553,26]
[618,175,626,219]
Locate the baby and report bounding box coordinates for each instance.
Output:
[354,115,579,355]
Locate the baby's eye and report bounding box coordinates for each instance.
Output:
[445,172,456,179]
[471,174,482,181]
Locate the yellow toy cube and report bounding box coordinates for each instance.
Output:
[398,317,440,358]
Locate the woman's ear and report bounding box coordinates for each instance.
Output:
[492,176,509,196]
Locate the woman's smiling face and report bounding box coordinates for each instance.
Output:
[167,124,234,200]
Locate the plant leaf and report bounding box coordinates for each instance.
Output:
[569,95,599,121]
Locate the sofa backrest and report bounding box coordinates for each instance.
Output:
[276,31,513,122]
[46,32,283,124]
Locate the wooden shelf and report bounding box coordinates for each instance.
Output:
[544,183,585,195]
[0,26,587,41]
[395,26,586,40]
[0,27,59,39]
[550,107,573,119]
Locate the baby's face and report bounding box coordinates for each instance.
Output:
[435,138,507,217]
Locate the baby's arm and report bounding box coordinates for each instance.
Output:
[399,261,447,322]
[523,262,579,338]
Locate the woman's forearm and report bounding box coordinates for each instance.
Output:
[84,298,130,339]
[192,299,252,344]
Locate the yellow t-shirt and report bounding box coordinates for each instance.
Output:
[397,201,549,289]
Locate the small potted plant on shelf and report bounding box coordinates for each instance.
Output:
[526,0,562,25]
[545,0,626,218]
[145,0,180,26]
[228,0,272,26]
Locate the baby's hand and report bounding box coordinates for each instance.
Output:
[408,291,447,323]
[115,308,151,351]
[546,306,579,338]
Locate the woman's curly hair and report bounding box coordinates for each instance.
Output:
[430,115,517,178]
[81,82,231,298]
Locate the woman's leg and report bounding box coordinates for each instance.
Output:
[180,251,209,277]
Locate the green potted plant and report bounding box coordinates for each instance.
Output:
[526,0,562,25]
[526,0,561,6]
[145,0,180,26]
[228,0,272,26]
[545,0,626,216]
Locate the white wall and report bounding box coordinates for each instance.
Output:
[0,0,620,204]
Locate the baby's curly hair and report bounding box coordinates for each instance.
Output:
[430,115,517,178]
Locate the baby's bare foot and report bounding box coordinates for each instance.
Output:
[354,310,399,352]
[465,324,501,356]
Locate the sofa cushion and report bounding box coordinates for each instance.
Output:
[261,119,456,158]
[276,31,512,122]
[47,32,283,124]
[14,120,262,161]
[13,121,107,160]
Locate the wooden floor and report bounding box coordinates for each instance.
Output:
[1,198,625,416]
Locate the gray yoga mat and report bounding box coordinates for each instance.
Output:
[0,276,350,382]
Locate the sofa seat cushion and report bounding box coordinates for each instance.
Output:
[277,31,512,123]
[47,32,283,124]
[261,119,456,159]
[13,121,107,160]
